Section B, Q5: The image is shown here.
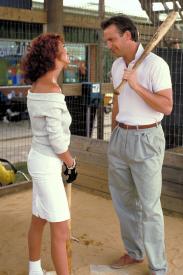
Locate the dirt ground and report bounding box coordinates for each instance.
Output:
[0,188,183,275]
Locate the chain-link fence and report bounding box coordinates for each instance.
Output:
[0,0,183,185]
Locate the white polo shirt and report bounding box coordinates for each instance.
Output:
[111,44,172,125]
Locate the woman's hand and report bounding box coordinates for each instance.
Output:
[58,150,75,168]
[63,158,78,183]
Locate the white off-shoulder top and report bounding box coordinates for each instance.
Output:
[27,91,72,157]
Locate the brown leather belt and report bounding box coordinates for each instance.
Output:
[118,122,161,130]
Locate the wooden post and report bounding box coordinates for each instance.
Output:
[45,0,64,85]
[45,0,63,33]
[97,0,105,139]
[46,1,71,272]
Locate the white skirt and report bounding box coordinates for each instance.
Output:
[27,148,70,222]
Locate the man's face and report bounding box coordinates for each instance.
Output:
[103,24,128,57]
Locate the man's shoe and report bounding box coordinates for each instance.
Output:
[111,253,143,269]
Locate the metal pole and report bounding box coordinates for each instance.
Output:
[97,0,105,139]
[86,106,91,137]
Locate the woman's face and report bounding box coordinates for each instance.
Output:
[57,42,70,68]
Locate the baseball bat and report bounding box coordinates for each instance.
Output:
[65,182,72,275]
[115,11,177,95]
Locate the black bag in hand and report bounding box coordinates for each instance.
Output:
[63,161,78,183]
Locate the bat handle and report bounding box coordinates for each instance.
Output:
[114,79,127,95]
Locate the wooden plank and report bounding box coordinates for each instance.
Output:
[70,135,92,151]
[0,86,30,96]
[162,166,183,184]
[0,6,181,41]
[0,83,113,97]
[72,176,183,214]
[168,147,183,154]
[63,12,100,29]
[71,149,108,166]
[70,136,183,168]
[70,135,108,155]
[138,0,159,25]
[76,164,183,190]
[63,5,183,39]
[0,181,32,197]
[164,151,183,169]
[63,83,114,96]
[85,138,108,154]
[162,181,183,199]
[101,83,113,94]
[75,165,183,200]
[161,195,183,214]
[0,7,47,23]
[73,174,109,194]
[0,84,82,97]
[69,135,183,215]
[72,183,111,199]
[62,83,82,96]
[138,24,182,41]
[77,161,108,180]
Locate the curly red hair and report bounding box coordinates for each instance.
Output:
[21,33,64,84]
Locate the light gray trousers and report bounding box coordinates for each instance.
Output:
[108,125,167,275]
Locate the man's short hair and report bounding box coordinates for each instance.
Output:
[101,15,138,42]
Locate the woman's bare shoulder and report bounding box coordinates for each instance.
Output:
[31,82,62,93]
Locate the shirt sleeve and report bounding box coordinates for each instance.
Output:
[45,104,71,154]
[151,58,172,93]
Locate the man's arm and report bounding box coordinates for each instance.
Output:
[123,69,173,115]
[134,85,172,115]
[111,94,119,130]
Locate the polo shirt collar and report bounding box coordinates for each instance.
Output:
[128,43,144,67]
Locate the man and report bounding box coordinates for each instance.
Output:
[101,15,173,275]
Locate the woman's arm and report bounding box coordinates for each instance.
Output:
[57,150,75,168]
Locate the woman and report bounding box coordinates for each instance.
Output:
[21,33,77,275]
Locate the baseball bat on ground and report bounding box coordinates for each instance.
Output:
[115,11,177,95]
